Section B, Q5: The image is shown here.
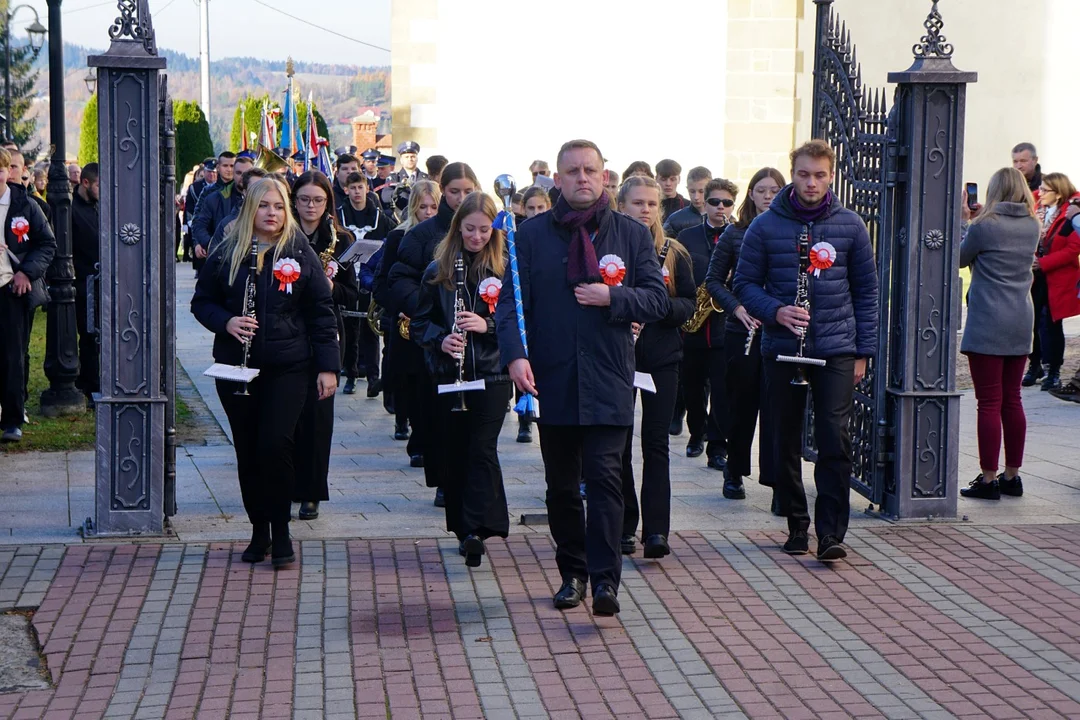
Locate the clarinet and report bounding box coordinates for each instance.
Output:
[235,234,259,396]
[450,252,468,412]
[744,325,756,356]
[788,231,813,386]
[636,238,673,344]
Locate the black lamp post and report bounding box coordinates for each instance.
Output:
[40,0,83,417]
[2,3,45,142]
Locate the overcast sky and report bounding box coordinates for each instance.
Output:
[19,0,391,66]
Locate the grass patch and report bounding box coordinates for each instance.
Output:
[4,310,193,454]
[4,308,95,453]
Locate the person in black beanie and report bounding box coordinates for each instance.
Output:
[496,139,668,616]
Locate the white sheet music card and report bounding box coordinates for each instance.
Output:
[437,379,486,394]
[336,238,383,266]
[634,372,657,394]
[204,364,260,383]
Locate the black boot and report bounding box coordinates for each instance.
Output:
[271,524,295,568]
[343,377,357,395]
[393,421,410,441]
[1041,366,1061,391]
[241,523,271,563]
[1021,363,1044,387]
[516,417,532,443]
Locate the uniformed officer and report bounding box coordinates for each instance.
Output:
[393,141,428,187]
[361,149,380,185]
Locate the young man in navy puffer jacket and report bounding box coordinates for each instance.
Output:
[733,140,878,562]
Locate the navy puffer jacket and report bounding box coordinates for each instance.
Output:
[732,186,878,360]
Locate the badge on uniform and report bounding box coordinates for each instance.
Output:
[598,254,626,287]
[273,257,301,293]
[809,241,836,276]
[661,266,670,286]
[478,277,501,313]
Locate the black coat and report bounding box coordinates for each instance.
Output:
[661,194,688,222]
[184,179,208,225]
[705,223,751,337]
[634,250,695,372]
[386,198,455,318]
[4,183,55,282]
[494,206,669,426]
[191,231,340,374]
[372,226,405,314]
[71,189,100,281]
[663,205,705,238]
[303,220,359,364]
[677,222,728,349]
[336,198,390,241]
[411,257,506,383]
[192,181,240,250]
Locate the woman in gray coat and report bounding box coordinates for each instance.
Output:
[959,167,1040,500]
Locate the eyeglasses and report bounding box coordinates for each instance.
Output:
[296,196,327,207]
[706,197,735,208]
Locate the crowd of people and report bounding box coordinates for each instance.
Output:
[4,130,1077,618]
[0,150,98,443]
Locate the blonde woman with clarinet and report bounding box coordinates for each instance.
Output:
[192,176,339,568]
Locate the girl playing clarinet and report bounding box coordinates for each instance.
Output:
[191,175,339,568]
[410,192,510,567]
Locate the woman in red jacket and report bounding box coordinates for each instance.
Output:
[1032,173,1080,391]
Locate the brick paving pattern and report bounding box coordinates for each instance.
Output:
[0,527,1078,718]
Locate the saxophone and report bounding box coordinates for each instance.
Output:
[681,215,728,333]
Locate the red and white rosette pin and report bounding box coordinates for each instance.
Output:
[324,260,339,280]
[478,276,502,314]
[809,241,836,277]
[272,257,301,294]
[661,266,670,286]
[10,216,29,244]
[598,254,626,287]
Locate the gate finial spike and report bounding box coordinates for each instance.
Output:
[913,0,954,59]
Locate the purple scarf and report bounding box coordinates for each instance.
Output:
[552,191,611,286]
[789,188,834,224]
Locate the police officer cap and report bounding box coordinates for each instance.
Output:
[377,154,396,167]
[272,146,289,158]
[333,146,350,157]
[397,141,420,155]
[361,149,379,161]
[236,150,257,161]
[203,158,217,170]
[290,150,306,161]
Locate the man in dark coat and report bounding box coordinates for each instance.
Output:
[191,153,250,261]
[496,139,668,616]
[71,162,100,405]
[733,139,878,563]
[183,158,216,264]
[0,148,56,441]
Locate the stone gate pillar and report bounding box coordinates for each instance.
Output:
[88,1,168,535]
[882,4,977,519]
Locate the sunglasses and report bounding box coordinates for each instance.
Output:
[706,197,735,208]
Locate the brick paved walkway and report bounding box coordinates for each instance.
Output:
[2,526,1080,719]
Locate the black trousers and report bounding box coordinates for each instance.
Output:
[74,278,99,399]
[400,348,439,487]
[293,372,333,503]
[0,286,29,430]
[621,366,679,539]
[682,345,728,459]
[385,328,407,421]
[359,319,380,382]
[217,365,309,529]
[342,315,361,379]
[766,355,854,541]
[1030,273,1065,370]
[539,424,629,590]
[724,329,771,484]
[437,381,511,541]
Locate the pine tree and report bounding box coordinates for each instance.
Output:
[1,14,42,155]
[173,100,214,181]
[78,93,98,164]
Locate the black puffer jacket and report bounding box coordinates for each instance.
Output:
[663,205,705,238]
[677,221,728,349]
[385,198,455,318]
[411,256,506,384]
[705,223,751,337]
[3,183,54,281]
[372,225,405,315]
[191,231,340,373]
[303,219,360,363]
[634,249,696,372]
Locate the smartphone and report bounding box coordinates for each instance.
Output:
[965,182,978,210]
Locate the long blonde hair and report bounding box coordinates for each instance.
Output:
[397,180,441,233]
[218,175,299,284]
[430,192,506,290]
[972,167,1036,225]
[617,176,689,296]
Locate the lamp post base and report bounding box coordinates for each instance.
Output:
[39,386,86,418]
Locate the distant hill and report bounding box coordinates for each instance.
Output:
[28,42,390,160]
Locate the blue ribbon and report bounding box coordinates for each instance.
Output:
[494,210,539,419]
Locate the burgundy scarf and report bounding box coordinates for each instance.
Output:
[789,188,834,224]
[552,191,611,286]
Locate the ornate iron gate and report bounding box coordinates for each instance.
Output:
[803,0,975,518]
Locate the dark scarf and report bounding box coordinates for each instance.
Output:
[1029,165,1043,193]
[552,191,610,285]
[789,188,833,224]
